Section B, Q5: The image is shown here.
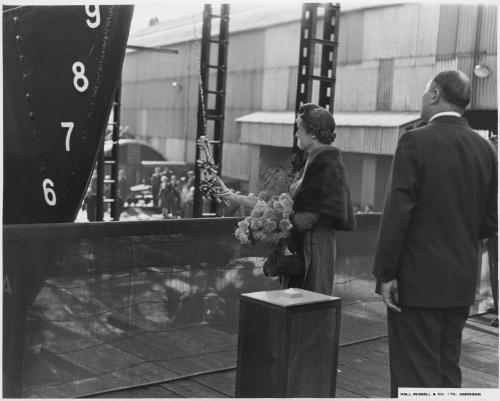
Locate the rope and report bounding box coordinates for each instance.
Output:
[3,6,25,13]
[192,15,208,139]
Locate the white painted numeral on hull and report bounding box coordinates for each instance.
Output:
[43,178,57,206]
[72,62,89,93]
[61,122,74,152]
[85,5,101,29]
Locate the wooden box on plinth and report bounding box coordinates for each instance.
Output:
[235,288,341,397]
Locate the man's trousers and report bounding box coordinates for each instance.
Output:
[387,306,469,397]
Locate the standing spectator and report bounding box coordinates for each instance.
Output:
[178,176,189,217]
[118,169,129,201]
[487,235,498,327]
[186,170,195,189]
[103,174,111,213]
[183,186,195,218]
[117,169,129,216]
[373,70,497,396]
[151,166,162,209]
[167,175,181,217]
[158,176,169,218]
[83,171,98,221]
[487,133,498,327]
[363,204,374,213]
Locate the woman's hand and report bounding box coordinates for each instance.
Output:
[293,211,320,232]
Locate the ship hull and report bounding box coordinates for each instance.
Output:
[3,5,133,224]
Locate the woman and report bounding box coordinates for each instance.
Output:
[220,103,354,295]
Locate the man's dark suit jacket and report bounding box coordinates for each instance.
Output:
[373,115,497,308]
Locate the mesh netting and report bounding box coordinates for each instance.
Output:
[4,215,384,397]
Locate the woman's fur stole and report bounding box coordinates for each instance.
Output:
[293,147,355,231]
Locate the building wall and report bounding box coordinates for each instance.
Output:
[334,4,497,112]
[120,3,497,194]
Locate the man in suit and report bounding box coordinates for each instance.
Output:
[373,70,497,397]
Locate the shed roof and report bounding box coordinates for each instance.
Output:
[235,111,422,128]
[236,110,423,155]
[129,2,406,48]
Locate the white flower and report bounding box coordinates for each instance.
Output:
[263,219,278,233]
[279,218,292,232]
[238,219,250,230]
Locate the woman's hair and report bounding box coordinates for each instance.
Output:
[297,118,336,144]
[296,103,336,144]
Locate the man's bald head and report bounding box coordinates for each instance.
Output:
[432,70,471,110]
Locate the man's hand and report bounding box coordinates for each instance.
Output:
[381,279,402,312]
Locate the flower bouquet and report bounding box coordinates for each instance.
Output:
[235,192,294,246]
[234,192,304,277]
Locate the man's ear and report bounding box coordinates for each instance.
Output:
[430,86,440,104]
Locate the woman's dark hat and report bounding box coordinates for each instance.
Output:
[298,103,336,131]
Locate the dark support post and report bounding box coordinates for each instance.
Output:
[96,78,122,221]
[194,4,230,217]
[194,5,212,218]
[319,5,340,111]
[96,141,105,221]
[109,81,121,221]
[212,3,230,214]
[293,3,340,152]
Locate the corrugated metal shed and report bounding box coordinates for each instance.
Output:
[363,5,403,60]
[459,54,498,110]
[473,54,497,109]
[394,3,419,58]
[377,59,394,110]
[479,5,497,53]
[263,22,301,68]
[436,4,460,60]
[456,4,479,56]
[391,56,462,112]
[227,30,266,72]
[334,61,379,111]
[440,5,496,57]
[262,68,292,111]
[225,70,264,110]
[390,4,439,58]
[359,3,440,60]
[337,10,364,65]
[222,143,252,180]
[415,4,441,56]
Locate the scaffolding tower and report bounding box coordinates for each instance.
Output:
[193,4,230,218]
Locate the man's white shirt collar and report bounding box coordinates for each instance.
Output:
[430,111,461,122]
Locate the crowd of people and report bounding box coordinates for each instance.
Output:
[150,167,196,218]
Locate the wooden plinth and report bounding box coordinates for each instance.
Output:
[235,288,341,397]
